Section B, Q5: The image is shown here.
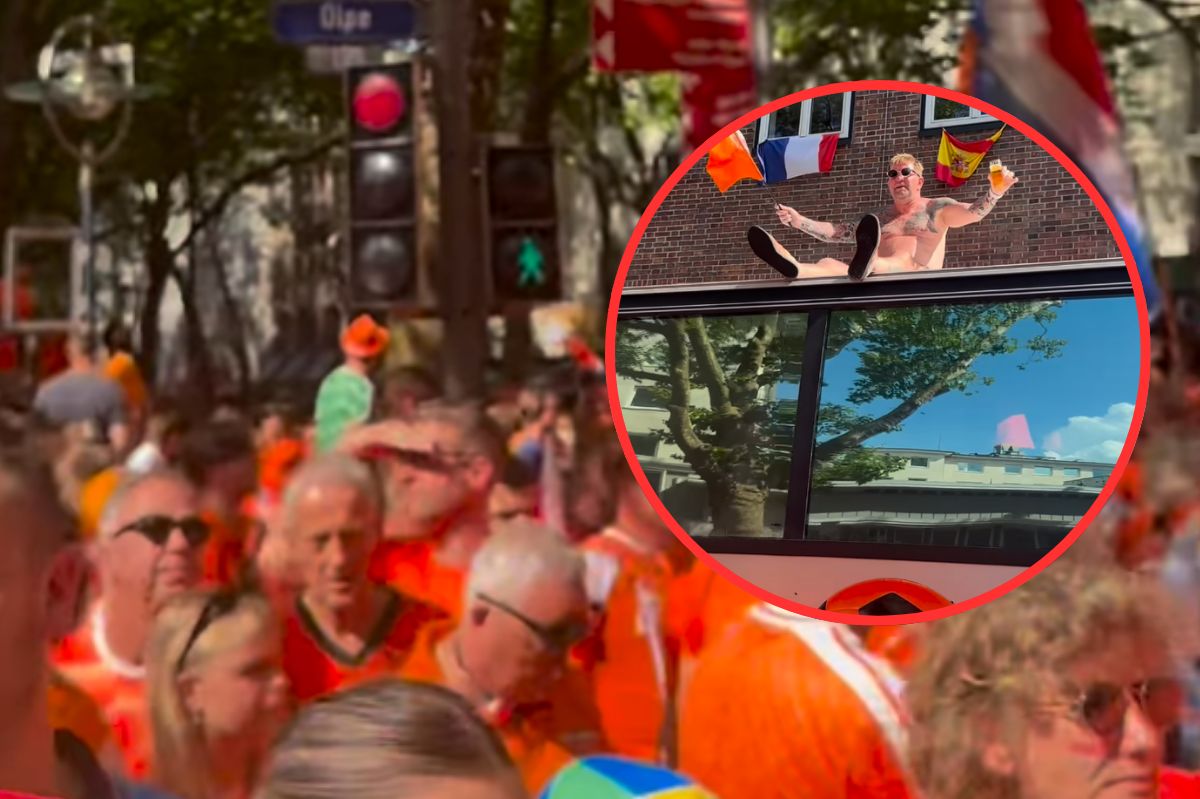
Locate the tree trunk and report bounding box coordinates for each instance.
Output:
[708,480,770,537]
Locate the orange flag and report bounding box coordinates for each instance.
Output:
[705,130,764,193]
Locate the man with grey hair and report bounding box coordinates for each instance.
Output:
[277,452,446,703]
[54,468,207,779]
[398,519,604,795]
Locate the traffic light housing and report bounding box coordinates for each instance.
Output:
[347,62,419,307]
[484,146,561,304]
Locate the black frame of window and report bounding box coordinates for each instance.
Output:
[616,259,1136,567]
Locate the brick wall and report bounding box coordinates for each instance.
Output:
[626,89,1121,288]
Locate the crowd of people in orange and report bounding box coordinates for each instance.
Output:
[0,314,1192,799]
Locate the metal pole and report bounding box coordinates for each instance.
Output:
[80,141,97,343]
[433,0,488,400]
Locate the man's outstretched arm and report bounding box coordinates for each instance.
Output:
[776,205,856,244]
[935,167,1019,229]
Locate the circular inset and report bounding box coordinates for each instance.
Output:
[605,80,1151,625]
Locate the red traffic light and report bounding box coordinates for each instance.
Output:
[353,71,407,133]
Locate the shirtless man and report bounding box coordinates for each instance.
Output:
[748,153,1019,280]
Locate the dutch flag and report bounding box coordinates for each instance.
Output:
[961,0,1162,320]
[756,133,839,183]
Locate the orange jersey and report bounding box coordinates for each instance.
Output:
[575,529,678,761]
[369,540,466,619]
[282,589,446,703]
[679,604,914,799]
[401,620,605,795]
[665,561,758,700]
[52,612,152,779]
[48,669,111,755]
[103,353,148,414]
[201,512,253,588]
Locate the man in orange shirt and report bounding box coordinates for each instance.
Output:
[178,419,259,587]
[679,603,914,798]
[576,451,692,764]
[54,468,207,778]
[101,323,148,436]
[399,520,604,795]
[277,453,446,703]
[347,403,501,619]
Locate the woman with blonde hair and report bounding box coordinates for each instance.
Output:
[257,678,526,799]
[145,590,289,799]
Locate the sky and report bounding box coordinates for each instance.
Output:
[780,296,1142,464]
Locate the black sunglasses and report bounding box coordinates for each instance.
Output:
[887,167,917,178]
[478,592,587,654]
[115,515,210,548]
[175,591,240,674]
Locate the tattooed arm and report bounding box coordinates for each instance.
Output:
[933,188,1006,230]
[775,205,856,243]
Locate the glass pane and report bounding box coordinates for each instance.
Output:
[808,94,845,135]
[616,313,807,538]
[769,103,803,138]
[933,98,972,121]
[808,297,1140,555]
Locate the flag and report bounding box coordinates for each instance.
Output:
[995,414,1034,450]
[935,126,1006,186]
[704,129,764,192]
[756,133,839,183]
[959,0,1161,319]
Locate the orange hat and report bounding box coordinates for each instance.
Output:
[341,314,390,359]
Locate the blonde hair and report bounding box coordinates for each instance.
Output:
[890,153,923,176]
[906,559,1171,799]
[257,679,523,799]
[145,590,277,799]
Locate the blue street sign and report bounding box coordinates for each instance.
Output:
[272,1,417,45]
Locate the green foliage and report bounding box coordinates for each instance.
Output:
[812,448,908,487]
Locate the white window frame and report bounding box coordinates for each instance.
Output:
[922,95,999,130]
[757,92,854,144]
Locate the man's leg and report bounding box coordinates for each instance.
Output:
[748,216,884,281]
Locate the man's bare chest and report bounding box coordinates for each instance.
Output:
[879,205,942,238]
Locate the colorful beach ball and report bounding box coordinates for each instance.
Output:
[539,756,717,798]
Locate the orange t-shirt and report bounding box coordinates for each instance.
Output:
[78,467,123,541]
[48,669,111,756]
[369,540,466,620]
[401,620,605,795]
[103,353,148,414]
[665,561,758,700]
[51,612,151,779]
[679,604,914,799]
[282,588,447,703]
[201,511,255,588]
[575,529,678,762]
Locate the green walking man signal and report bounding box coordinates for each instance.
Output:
[517,236,546,287]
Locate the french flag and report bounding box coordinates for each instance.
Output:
[756,133,839,183]
[960,0,1161,320]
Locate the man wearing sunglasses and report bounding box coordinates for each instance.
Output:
[907,558,1167,799]
[750,153,1018,280]
[54,469,207,779]
[399,520,604,795]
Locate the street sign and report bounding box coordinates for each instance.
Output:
[592,0,751,73]
[272,1,418,45]
[304,44,373,74]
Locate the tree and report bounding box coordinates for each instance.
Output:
[616,302,1064,537]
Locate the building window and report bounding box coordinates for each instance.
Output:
[628,387,666,409]
[1034,466,1053,477]
[1005,465,1022,475]
[641,468,664,492]
[921,96,999,130]
[628,434,658,457]
[957,462,984,473]
[1063,467,1081,477]
[910,457,929,468]
[758,92,854,142]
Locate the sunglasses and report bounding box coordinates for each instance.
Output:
[1071,679,1169,735]
[358,443,468,473]
[114,515,210,548]
[887,167,918,178]
[477,592,588,654]
[175,591,240,673]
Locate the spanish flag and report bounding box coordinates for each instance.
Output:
[935,125,1006,186]
[705,130,764,193]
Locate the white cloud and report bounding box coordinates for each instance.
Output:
[1040,402,1135,463]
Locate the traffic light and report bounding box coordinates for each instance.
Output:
[485,146,561,304]
[347,62,419,307]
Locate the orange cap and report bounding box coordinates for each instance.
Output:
[341,314,391,359]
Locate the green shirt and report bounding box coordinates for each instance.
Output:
[314,365,375,452]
